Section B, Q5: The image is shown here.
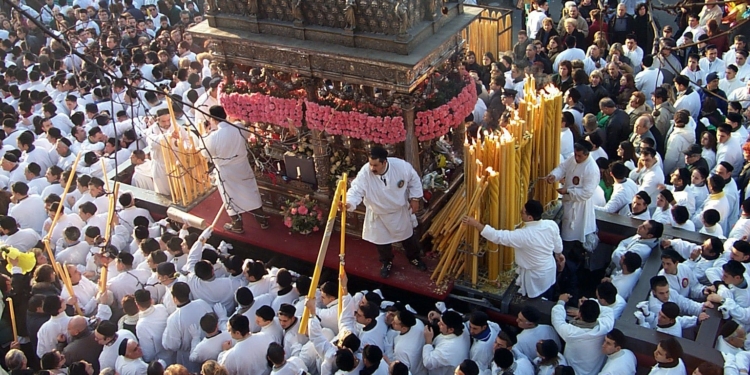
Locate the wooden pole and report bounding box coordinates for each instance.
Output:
[5,297,16,342]
[46,152,83,242]
[58,262,82,315]
[210,204,225,229]
[100,159,110,191]
[338,173,348,319]
[99,265,108,293]
[299,179,345,335]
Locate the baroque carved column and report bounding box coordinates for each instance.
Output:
[304,78,331,199]
[400,95,421,177]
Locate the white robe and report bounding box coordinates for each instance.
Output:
[218,332,275,375]
[3,228,41,252]
[137,305,172,363]
[550,155,599,242]
[147,125,189,196]
[115,356,149,375]
[469,321,500,374]
[421,331,471,375]
[190,330,232,363]
[60,276,99,316]
[281,318,308,359]
[132,161,155,191]
[599,349,637,375]
[99,330,137,370]
[162,298,216,372]
[9,194,47,234]
[551,301,615,375]
[648,359,687,375]
[107,268,152,305]
[516,324,561,361]
[480,220,562,298]
[201,121,262,216]
[392,320,427,375]
[37,313,71,358]
[346,157,422,245]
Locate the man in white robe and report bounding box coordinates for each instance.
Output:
[1,216,41,252]
[162,281,218,373]
[546,142,599,263]
[94,321,138,371]
[129,150,154,191]
[218,314,275,375]
[202,105,267,233]
[599,329,637,375]
[9,181,48,234]
[515,306,561,360]
[463,200,563,298]
[422,310,471,375]
[107,252,151,306]
[114,339,149,375]
[388,308,427,375]
[189,312,232,363]
[551,295,614,375]
[146,108,190,196]
[37,296,72,358]
[276,304,308,359]
[134,289,172,363]
[345,146,426,278]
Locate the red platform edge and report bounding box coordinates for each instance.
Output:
[187,191,452,300]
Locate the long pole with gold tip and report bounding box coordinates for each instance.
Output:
[299,178,346,335]
[338,173,348,319]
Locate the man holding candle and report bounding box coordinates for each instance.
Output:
[344,146,426,278]
[462,200,564,298]
[202,105,268,233]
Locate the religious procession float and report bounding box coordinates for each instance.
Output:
[101,0,724,368]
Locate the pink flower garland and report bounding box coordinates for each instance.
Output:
[218,83,304,128]
[305,101,407,145]
[414,82,478,142]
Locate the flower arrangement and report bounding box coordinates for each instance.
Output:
[292,135,314,158]
[329,150,357,186]
[305,101,407,144]
[414,79,477,141]
[218,81,305,128]
[282,195,324,234]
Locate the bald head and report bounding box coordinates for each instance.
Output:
[68,316,88,336]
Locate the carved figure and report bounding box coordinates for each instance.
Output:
[292,0,304,23]
[204,0,217,14]
[344,0,356,30]
[247,0,259,15]
[394,0,408,35]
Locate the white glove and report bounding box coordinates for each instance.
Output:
[633,311,645,325]
[636,301,650,316]
[435,302,447,313]
[213,303,228,323]
[156,219,170,227]
[188,324,200,340]
[217,241,233,255]
[405,304,417,314]
[199,227,213,242]
[719,305,731,320]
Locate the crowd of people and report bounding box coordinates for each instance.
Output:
[0,0,747,373]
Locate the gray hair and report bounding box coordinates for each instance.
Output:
[99,368,117,375]
[5,349,26,370]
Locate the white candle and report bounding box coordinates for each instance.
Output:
[277,162,281,171]
[296,166,301,178]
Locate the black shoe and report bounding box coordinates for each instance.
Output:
[411,258,427,271]
[380,262,392,278]
[224,220,245,234]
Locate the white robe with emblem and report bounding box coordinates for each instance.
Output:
[550,155,599,242]
[346,158,422,245]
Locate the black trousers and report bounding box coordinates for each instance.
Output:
[239,208,268,225]
[375,234,421,264]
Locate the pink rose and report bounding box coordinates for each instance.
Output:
[298,206,309,215]
[284,217,293,227]
[291,208,297,215]
[313,226,320,232]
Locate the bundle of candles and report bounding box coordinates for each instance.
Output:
[425,76,562,286]
[160,95,212,206]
